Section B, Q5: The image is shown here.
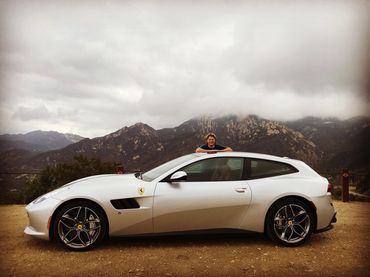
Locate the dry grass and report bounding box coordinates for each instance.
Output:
[0,200,369,276]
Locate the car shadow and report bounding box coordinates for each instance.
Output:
[23,230,332,251]
[103,232,269,250]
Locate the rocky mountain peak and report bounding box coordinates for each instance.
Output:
[3,114,369,177]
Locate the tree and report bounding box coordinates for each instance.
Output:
[23,155,117,203]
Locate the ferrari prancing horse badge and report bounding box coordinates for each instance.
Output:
[138,187,145,195]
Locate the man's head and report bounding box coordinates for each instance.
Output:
[205,133,217,148]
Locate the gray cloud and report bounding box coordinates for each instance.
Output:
[0,1,369,138]
[12,105,53,121]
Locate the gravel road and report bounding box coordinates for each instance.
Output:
[0,200,369,277]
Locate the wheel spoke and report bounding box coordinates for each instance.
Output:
[287,226,294,241]
[61,229,77,244]
[297,214,309,224]
[293,210,306,220]
[78,233,86,246]
[289,205,295,217]
[292,226,304,238]
[60,219,74,229]
[62,214,76,223]
[83,230,93,244]
[84,207,87,222]
[280,225,289,240]
[284,206,289,218]
[294,223,307,234]
[63,228,73,239]
[76,207,82,220]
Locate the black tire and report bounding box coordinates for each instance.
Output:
[53,200,107,251]
[266,198,314,247]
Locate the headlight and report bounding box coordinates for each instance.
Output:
[31,186,70,204]
[32,193,52,204]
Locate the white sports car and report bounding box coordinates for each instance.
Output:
[25,152,336,250]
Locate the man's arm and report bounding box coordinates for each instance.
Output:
[216,147,232,152]
[195,147,220,154]
[195,147,233,153]
[195,147,207,153]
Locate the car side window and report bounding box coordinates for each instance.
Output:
[180,157,244,182]
[244,158,298,180]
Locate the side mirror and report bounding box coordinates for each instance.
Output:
[170,171,187,181]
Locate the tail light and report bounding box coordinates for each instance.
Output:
[327,182,332,193]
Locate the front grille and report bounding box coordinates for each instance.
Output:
[110,198,140,209]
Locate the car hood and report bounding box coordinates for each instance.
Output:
[65,174,141,187]
[51,173,149,201]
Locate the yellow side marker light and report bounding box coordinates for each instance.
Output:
[47,216,52,230]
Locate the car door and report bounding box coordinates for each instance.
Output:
[152,157,252,233]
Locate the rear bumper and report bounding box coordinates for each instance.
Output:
[312,195,336,230]
[315,211,337,233]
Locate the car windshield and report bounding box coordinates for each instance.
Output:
[141,154,197,182]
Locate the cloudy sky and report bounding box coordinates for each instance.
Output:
[0,1,369,138]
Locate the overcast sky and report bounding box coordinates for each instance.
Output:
[1,0,369,138]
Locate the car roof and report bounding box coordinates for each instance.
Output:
[193,151,298,163]
[190,152,318,177]
[150,151,318,182]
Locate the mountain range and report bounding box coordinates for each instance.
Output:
[0,130,84,153]
[1,115,369,200]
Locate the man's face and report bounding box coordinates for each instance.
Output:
[207,136,216,148]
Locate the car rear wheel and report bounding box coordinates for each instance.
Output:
[266,198,314,246]
[53,201,107,251]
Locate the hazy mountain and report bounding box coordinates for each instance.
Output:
[0,130,85,153]
[286,116,370,174]
[1,115,369,201]
[158,115,320,166]
[24,123,165,172]
[19,115,320,173]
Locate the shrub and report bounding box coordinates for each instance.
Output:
[23,155,117,204]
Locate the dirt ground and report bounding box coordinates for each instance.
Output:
[0,200,369,277]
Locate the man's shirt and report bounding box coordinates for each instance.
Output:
[199,144,226,150]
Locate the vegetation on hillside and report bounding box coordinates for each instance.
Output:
[11,155,118,204]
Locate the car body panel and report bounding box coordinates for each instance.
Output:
[153,180,251,233]
[241,174,332,232]
[51,174,156,236]
[24,152,336,245]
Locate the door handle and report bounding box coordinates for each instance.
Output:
[235,187,247,193]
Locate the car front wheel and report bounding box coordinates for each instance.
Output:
[53,201,107,251]
[266,198,314,246]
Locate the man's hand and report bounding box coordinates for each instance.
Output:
[223,147,233,152]
[195,147,233,153]
[195,147,207,153]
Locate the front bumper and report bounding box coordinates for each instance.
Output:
[24,197,62,240]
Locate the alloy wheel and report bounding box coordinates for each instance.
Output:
[57,206,101,249]
[273,204,311,244]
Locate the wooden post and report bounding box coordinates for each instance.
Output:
[341,168,349,202]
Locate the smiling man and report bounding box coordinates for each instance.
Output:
[195,133,233,153]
